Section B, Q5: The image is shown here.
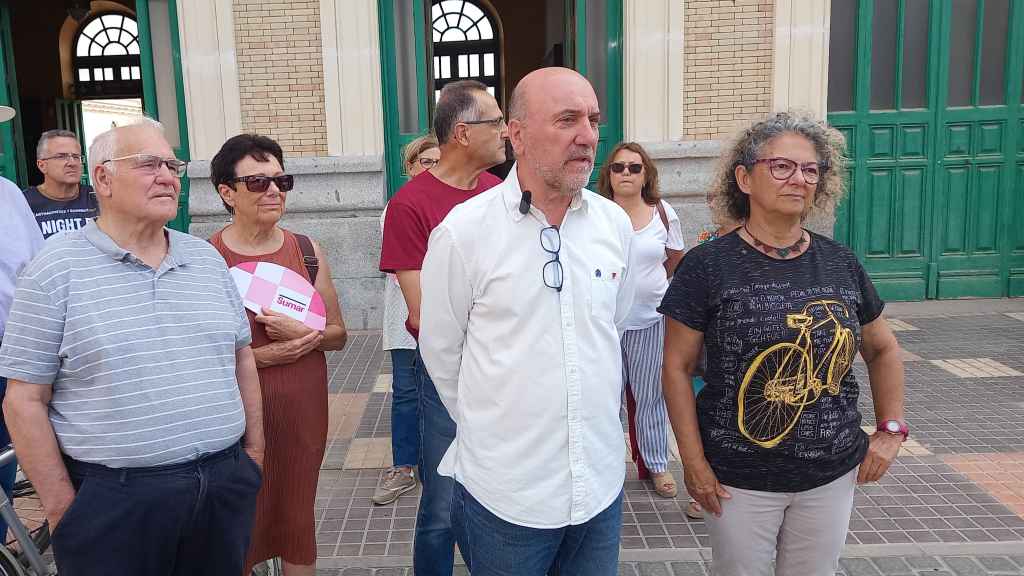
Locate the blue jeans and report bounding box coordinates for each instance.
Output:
[414,351,456,576]
[452,482,623,576]
[0,376,16,540]
[390,349,419,468]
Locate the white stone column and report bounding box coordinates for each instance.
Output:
[320,0,385,157]
[623,0,684,143]
[175,0,242,160]
[773,0,831,119]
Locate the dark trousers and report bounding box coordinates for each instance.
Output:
[53,442,262,576]
[0,376,15,539]
[414,350,456,576]
[452,482,623,576]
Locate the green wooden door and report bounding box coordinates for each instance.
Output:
[828,0,1024,300]
[136,0,191,232]
[0,1,24,185]
[379,0,623,197]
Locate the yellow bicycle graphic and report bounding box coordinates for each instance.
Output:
[737,300,855,449]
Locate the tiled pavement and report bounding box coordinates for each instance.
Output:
[313,301,1024,573]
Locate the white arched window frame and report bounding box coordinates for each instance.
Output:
[431,0,501,105]
[73,13,143,99]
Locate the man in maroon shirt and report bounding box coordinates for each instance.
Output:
[379,79,506,576]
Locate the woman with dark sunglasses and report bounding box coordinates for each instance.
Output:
[659,112,905,575]
[596,142,694,507]
[208,134,349,576]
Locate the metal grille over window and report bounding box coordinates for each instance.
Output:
[73,13,142,99]
[431,0,501,105]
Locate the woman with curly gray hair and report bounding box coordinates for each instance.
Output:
[658,111,907,575]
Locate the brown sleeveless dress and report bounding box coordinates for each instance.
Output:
[210,229,328,571]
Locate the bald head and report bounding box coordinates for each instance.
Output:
[509,67,595,123]
[507,67,600,197]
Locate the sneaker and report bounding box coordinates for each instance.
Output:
[371,466,417,505]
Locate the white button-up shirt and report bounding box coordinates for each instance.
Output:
[419,164,636,529]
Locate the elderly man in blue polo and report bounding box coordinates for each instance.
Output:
[0,119,264,576]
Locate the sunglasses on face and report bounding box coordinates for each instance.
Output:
[752,157,825,185]
[103,153,188,176]
[609,162,643,175]
[229,174,295,193]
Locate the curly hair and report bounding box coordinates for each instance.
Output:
[709,110,848,224]
[596,142,661,205]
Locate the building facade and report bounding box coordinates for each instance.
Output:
[1,0,1021,328]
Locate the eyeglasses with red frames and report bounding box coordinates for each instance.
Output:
[752,157,826,184]
[229,174,295,193]
[609,162,643,174]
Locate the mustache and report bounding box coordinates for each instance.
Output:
[567,147,594,163]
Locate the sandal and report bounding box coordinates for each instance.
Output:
[651,472,678,498]
[685,500,704,520]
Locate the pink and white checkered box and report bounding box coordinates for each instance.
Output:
[229,261,327,331]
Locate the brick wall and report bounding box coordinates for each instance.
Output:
[233,1,327,156]
[683,0,774,140]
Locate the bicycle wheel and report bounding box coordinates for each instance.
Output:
[0,546,28,576]
[823,327,855,395]
[738,343,811,449]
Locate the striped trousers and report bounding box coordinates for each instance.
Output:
[621,317,669,474]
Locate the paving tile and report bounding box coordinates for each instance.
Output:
[887,318,920,331]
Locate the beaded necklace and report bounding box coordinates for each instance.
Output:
[743,225,807,258]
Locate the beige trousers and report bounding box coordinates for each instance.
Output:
[705,467,857,576]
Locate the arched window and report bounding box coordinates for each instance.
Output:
[73,13,143,99]
[431,1,501,105]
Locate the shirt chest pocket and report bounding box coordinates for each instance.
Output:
[590,276,618,321]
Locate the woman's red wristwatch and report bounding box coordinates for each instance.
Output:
[877,419,909,441]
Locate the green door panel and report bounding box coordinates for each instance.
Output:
[829,0,1023,300]
[0,1,24,185]
[379,0,622,198]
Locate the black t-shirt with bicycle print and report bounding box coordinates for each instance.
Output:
[658,230,884,493]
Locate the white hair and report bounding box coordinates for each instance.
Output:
[87,117,165,177]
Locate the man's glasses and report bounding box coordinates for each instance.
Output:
[417,157,439,169]
[541,226,562,292]
[461,116,506,130]
[609,162,643,174]
[229,174,295,193]
[103,153,187,176]
[40,153,83,164]
[752,157,825,184]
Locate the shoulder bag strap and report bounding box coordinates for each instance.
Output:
[294,233,319,284]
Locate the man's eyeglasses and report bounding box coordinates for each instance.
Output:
[40,153,83,164]
[752,157,825,185]
[609,162,643,175]
[541,225,562,292]
[103,154,187,177]
[229,174,295,193]
[461,116,506,130]
[417,157,439,169]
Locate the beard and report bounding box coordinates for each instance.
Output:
[524,145,594,197]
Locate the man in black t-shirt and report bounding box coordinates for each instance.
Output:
[23,129,98,239]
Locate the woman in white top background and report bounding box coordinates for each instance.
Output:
[597,142,691,503]
[373,135,440,505]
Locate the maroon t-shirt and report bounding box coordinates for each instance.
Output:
[380,169,502,337]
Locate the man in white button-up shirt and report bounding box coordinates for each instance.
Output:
[419,68,636,575]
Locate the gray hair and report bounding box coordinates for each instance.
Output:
[710,110,848,223]
[87,117,165,178]
[433,80,487,145]
[36,129,79,159]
